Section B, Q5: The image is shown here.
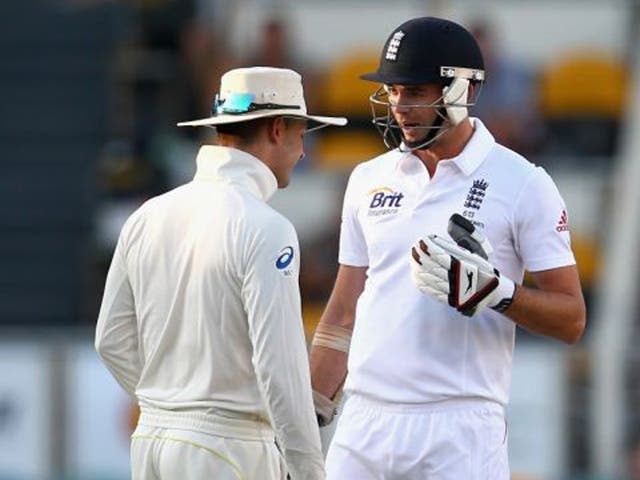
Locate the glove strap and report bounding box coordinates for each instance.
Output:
[491,281,517,313]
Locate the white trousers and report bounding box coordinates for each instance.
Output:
[131,407,286,480]
[326,395,509,480]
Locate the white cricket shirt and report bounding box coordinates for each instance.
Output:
[339,119,575,406]
[95,146,324,479]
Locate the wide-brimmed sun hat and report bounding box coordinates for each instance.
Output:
[178,66,347,131]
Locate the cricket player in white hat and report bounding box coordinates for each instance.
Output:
[96,66,346,480]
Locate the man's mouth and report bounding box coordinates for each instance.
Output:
[400,123,422,134]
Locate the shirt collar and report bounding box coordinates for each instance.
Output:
[396,118,495,176]
[193,145,278,201]
[450,118,495,176]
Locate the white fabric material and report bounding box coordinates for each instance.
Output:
[338,118,575,406]
[326,394,509,480]
[131,407,283,480]
[95,145,324,479]
[131,426,285,480]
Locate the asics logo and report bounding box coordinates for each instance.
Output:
[276,246,294,270]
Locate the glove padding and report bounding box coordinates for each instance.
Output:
[447,213,493,259]
[410,234,516,316]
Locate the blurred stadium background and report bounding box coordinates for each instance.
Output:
[1,0,639,478]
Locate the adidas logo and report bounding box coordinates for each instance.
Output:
[556,209,569,232]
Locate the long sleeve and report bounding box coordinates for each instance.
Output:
[241,218,325,480]
[95,233,141,397]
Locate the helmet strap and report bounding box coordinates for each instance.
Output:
[443,78,470,125]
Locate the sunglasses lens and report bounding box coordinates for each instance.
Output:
[218,92,255,113]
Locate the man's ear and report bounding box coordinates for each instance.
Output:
[267,116,286,144]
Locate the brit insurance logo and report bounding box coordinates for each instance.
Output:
[367,186,404,217]
[275,246,295,276]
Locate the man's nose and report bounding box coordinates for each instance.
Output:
[392,95,412,113]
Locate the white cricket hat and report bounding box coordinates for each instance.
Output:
[177,66,347,130]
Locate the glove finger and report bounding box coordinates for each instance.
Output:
[420,284,449,303]
[429,234,493,271]
[414,269,450,290]
[412,269,450,295]
[410,252,449,282]
[427,264,449,282]
[415,271,450,293]
[410,239,435,265]
[411,252,441,274]
[422,236,452,269]
[410,246,425,266]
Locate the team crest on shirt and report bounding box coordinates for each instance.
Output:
[275,246,295,276]
[367,186,405,217]
[462,179,488,226]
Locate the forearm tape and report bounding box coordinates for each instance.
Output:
[311,323,352,353]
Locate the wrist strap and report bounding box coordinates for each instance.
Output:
[491,281,517,313]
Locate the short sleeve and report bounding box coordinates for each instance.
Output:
[513,167,576,272]
[338,169,369,267]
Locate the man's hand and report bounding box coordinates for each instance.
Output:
[409,234,516,316]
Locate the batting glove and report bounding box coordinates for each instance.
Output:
[409,234,516,316]
[313,389,338,427]
[447,213,493,259]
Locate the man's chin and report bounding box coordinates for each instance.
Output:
[402,134,429,148]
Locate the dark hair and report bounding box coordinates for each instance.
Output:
[215,117,272,143]
[215,116,300,145]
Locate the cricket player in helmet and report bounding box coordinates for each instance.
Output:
[363,16,485,151]
[310,17,585,480]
